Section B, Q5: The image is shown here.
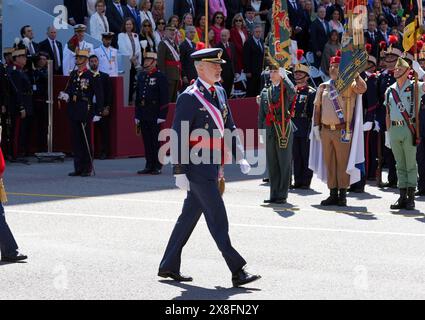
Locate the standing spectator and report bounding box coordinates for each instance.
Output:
[369,0,382,18]
[20,25,39,56]
[325,0,344,23]
[244,6,257,36]
[230,13,248,75]
[90,0,110,41]
[64,0,89,26]
[151,0,165,23]
[38,26,63,75]
[87,0,98,16]
[140,0,156,31]
[224,0,244,29]
[140,19,157,65]
[173,0,196,18]
[207,28,216,48]
[209,0,227,20]
[127,0,142,35]
[211,11,226,45]
[106,0,131,47]
[63,25,94,76]
[179,13,200,45]
[364,19,379,59]
[385,3,401,29]
[287,0,309,51]
[168,15,182,44]
[94,32,119,76]
[195,15,207,44]
[320,30,341,77]
[376,18,389,46]
[216,29,236,97]
[309,6,330,68]
[157,24,181,102]
[154,18,166,50]
[328,9,344,38]
[118,18,142,104]
[305,0,317,22]
[179,26,197,91]
[243,24,264,97]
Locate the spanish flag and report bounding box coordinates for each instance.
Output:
[403,19,419,52]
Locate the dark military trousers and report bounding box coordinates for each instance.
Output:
[168,80,179,103]
[94,116,110,157]
[292,136,312,186]
[159,178,246,274]
[417,140,425,192]
[267,132,293,200]
[141,121,161,170]
[0,203,19,257]
[379,131,398,184]
[70,120,92,173]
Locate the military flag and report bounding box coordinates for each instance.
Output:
[268,0,292,68]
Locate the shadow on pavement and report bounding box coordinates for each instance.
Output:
[261,203,298,219]
[311,205,375,220]
[158,280,261,300]
[347,191,381,200]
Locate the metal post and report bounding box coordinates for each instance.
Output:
[47,59,54,153]
[205,0,209,47]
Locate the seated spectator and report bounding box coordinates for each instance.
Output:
[90,0,110,41]
[320,30,341,77]
[140,0,156,31]
[211,11,226,45]
[179,13,200,44]
[230,13,248,75]
[195,15,207,44]
[118,17,142,104]
[154,18,166,50]
[152,0,165,23]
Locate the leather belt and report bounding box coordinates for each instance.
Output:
[392,118,415,127]
[322,123,346,130]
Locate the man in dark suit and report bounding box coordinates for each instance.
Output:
[216,29,236,97]
[106,0,131,47]
[38,26,64,75]
[158,48,261,287]
[125,0,142,35]
[309,6,330,68]
[173,0,197,18]
[287,0,309,51]
[385,3,402,29]
[64,0,88,25]
[20,25,39,56]
[376,18,389,47]
[243,25,264,97]
[364,19,379,60]
[179,26,197,92]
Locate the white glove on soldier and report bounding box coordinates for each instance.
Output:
[157,118,166,124]
[313,126,321,141]
[412,60,425,80]
[363,121,373,131]
[374,120,380,132]
[385,131,391,149]
[92,116,101,122]
[135,118,140,125]
[259,135,264,144]
[279,67,290,82]
[58,91,69,102]
[175,174,190,191]
[238,159,251,174]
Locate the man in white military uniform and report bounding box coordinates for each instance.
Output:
[63,24,94,76]
[94,32,118,77]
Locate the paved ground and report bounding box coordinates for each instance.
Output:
[0,155,424,300]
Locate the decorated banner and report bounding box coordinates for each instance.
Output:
[268,0,292,68]
[335,0,368,93]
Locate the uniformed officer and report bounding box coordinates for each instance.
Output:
[157,24,181,103]
[0,48,14,156]
[291,52,315,189]
[376,40,401,188]
[89,54,113,160]
[58,49,104,176]
[8,46,33,161]
[135,52,168,175]
[94,32,119,77]
[350,48,380,193]
[312,52,367,206]
[159,48,261,287]
[0,144,27,262]
[63,25,94,76]
[258,55,296,203]
[384,57,425,210]
[416,49,425,196]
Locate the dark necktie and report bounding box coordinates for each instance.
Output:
[51,40,60,70]
[116,4,123,18]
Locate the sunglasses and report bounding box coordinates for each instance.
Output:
[158,22,165,25]
[235,19,243,22]
[216,16,224,19]
[143,25,152,27]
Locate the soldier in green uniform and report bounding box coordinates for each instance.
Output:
[258,55,296,204]
[385,57,425,210]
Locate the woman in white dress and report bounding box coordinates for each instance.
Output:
[139,0,156,31]
[89,0,109,41]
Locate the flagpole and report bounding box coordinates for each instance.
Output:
[205,0,209,47]
[414,15,420,145]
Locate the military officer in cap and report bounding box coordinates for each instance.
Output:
[63,24,94,76]
[291,50,315,189]
[135,51,168,175]
[158,48,261,287]
[376,36,401,188]
[311,51,367,207]
[258,53,296,203]
[58,49,104,176]
[94,32,119,77]
[384,57,425,210]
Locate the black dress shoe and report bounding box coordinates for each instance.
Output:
[158,270,193,282]
[292,183,302,189]
[68,171,82,177]
[80,172,92,177]
[415,190,425,196]
[300,185,310,190]
[150,169,162,175]
[262,178,270,183]
[137,168,153,175]
[274,198,287,204]
[263,199,277,204]
[1,253,28,262]
[232,268,261,287]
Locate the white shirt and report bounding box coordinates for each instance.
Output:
[94,45,119,77]
[49,38,62,67]
[62,40,94,75]
[118,32,142,66]
[89,12,110,41]
[198,77,214,91]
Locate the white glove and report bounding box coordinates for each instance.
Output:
[175,174,190,191]
[259,135,264,144]
[279,67,290,82]
[256,95,261,106]
[157,118,166,124]
[313,126,321,141]
[385,131,391,149]
[412,60,425,80]
[58,91,69,102]
[93,115,101,122]
[22,37,30,48]
[374,120,380,132]
[363,121,373,132]
[238,159,251,174]
[135,118,140,125]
